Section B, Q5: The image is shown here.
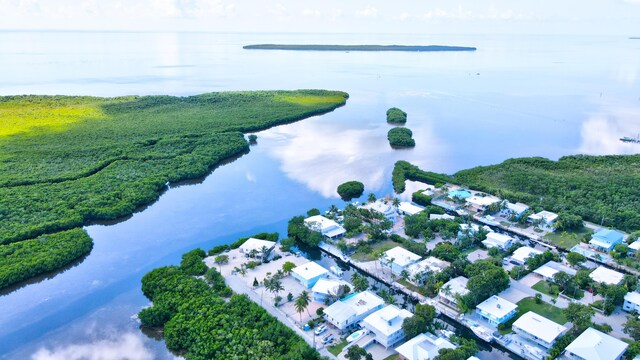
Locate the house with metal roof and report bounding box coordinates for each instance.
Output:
[475,295,517,326]
[323,291,385,332]
[438,276,469,306]
[304,215,346,239]
[396,332,456,360]
[482,232,514,251]
[510,246,542,265]
[589,266,624,286]
[623,291,640,313]
[291,261,329,288]
[382,247,422,275]
[564,327,628,360]
[512,311,568,349]
[533,261,577,281]
[589,229,625,252]
[362,304,413,348]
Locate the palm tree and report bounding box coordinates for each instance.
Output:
[260,245,270,261]
[392,198,400,208]
[368,193,377,203]
[265,278,284,297]
[249,248,259,259]
[294,295,308,323]
[441,284,452,299]
[298,290,311,317]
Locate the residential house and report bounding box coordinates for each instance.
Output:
[398,202,425,216]
[589,229,625,252]
[362,304,413,348]
[570,244,612,263]
[406,257,450,285]
[311,278,350,304]
[430,214,456,221]
[533,261,577,281]
[239,238,276,258]
[382,247,422,275]
[396,332,456,360]
[323,291,385,332]
[528,211,558,230]
[439,276,469,306]
[501,202,530,219]
[589,266,624,286]
[422,185,436,196]
[291,261,329,288]
[304,215,346,239]
[465,195,501,213]
[629,240,640,252]
[564,327,628,360]
[475,295,517,326]
[360,200,398,222]
[510,246,542,265]
[623,291,640,313]
[482,232,514,251]
[448,189,472,200]
[512,311,568,349]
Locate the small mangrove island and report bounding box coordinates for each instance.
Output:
[388,127,416,148]
[386,107,407,124]
[337,180,365,201]
[243,44,477,52]
[0,90,348,290]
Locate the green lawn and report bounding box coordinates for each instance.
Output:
[328,339,348,356]
[383,355,399,360]
[531,280,559,298]
[543,228,593,249]
[499,297,567,334]
[351,240,399,262]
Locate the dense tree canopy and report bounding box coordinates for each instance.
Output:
[337,181,365,201]
[387,127,415,148]
[386,107,407,124]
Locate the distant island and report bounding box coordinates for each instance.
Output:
[630,37,640,40]
[243,44,477,52]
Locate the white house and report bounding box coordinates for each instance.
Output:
[398,202,425,216]
[406,257,450,285]
[304,215,346,239]
[361,200,398,222]
[501,202,530,219]
[533,261,577,281]
[629,240,640,252]
[439,276,469,306]
[323,291,385,332]
[311,278,350,303]
[465,195,501,212]
[396,332,456,360]
[482,232,514,251]
[528,211,558,230]
[382,247,422,275]
[362,304,413,348]
[291,261,329,288]
[510,246,542,265]
[239,238,276,258]
[623,292,640,313]
[475,295,518,326]
[589,266,624,286]
[564,327,628,360]
[512,311,568,349]
[430,214,456,221]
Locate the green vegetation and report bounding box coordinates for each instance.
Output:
[139,262,322,359]
[337,181,365,201]
[328,339,349,356]
[387,127,415,148]
[386,107,407,124]
[402,303,436,339]
[351,240,397,262]
[0,228,92,289]
[411,190,432,206]
[243,44,477,52]
[392,161,452,193]
[500,297,568,335]
[459,260,510,312]
[434,336,478,360]
[0,90,347,289]
[531,280,560,298]
[544,228,593,249]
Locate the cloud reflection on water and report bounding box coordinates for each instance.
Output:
[31,332,158,360]
[578,106,640,155]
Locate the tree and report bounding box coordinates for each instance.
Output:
[414,303,436,324]
[624,316,640,341]
[351,273,370,292]
[307,208,321,217]
[346,345,369,360]
[264,278,284,297]
[431,243,461,262]
[282,261,296,274]
[392,198,400,207]
[367,193,377,203]
[553,213,584,231]
[627,341,640,360]
[213,254,229,271]
[298,290,311,317]
[402,315,429,339]
[563,302,595,332]
[253,277,259,288]
[287,292,293,302]
[566,252,586,266]
[337,181,365,201]
[294,294,307,322]
[316,307,324,316]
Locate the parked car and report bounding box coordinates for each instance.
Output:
[314,325,327,335]
[322,334,334,344]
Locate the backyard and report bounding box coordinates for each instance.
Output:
[499,296,567,334]
[543,228,593,249]
[351,240,401,262]
[531,280,559,298]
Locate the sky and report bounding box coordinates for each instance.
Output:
[0,0,639,35]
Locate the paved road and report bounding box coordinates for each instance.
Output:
[226,274,338,360]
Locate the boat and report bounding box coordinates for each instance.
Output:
[620,134,640,144]
[346,329,368,343]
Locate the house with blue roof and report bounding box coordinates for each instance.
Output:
[589,229,624,252]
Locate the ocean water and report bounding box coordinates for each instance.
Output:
[0,31,638,359]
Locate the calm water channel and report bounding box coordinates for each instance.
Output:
[0,31,638,359]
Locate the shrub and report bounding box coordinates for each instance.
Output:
[412,191,432,206]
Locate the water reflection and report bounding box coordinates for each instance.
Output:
[31,332,157,360]
[578,106,640,155]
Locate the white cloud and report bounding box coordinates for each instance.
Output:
[578,107,640,155]
[301,8,321,17]
[356,5,378,18]
[31,333,154,360]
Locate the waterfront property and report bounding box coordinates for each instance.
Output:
[512,311,568,349]
[570,244,613,262]
[527,211,558,230]
[623,291,640,313]
[323,291,385,332]
[304,215,346,239]
[381,246,422,275]
[533,261,577,281]
[361,304,413,348]
[291,261,330,288]
[482,232,514,251]
[311,278,350,303]
[360,200,398,222]
[239,238,276,258]
[564,327,628,360]
[429,214,455,221]
[395,332,456,360]
[589,229,625,252]
[501,202,530,219]
[510,246,542,265]
[421,185,436,196]
[448,189,472,200]
[465,195,501,212]
[398,202,425,216]
[406,257,450,285]
[629,240,640,252]
[475,295,517,326]
[439,276,469,307]
[589,266,624,286]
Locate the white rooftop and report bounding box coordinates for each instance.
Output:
[630,240,640,251]
[362,304,413,337]
[304,215,344,236]
[361,201,396,216]
[430,214,456,221]
[384,246,422,267]
[565,327,628,360]
[291,261,329,281]
[395,333,456,360]
[399,202,425,216]
[476,295,517,319]
[466,195,501,207]
[534,261,577,278]
[511,246,542,264]
[513,311,568,345]
[311,278,349,296]
[529,210,558,223]
[506,202,529,214]
[459,223,480,233]
[406,257,450,277]
[589,266,624,285]
[441,276,469,297]
[625,291,640,305]
[482,232,513,248]
[323,291,385,323]
[239,238,276,253]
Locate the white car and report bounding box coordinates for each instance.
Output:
[314,325,327,335]
[322,334,334,344]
